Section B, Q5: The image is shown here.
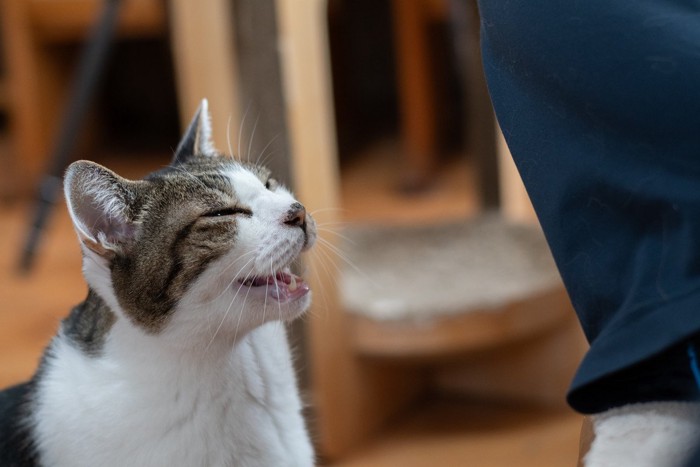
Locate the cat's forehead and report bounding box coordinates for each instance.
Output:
[237,161,271,181]
[227,164,269,194]
[147,157,271,195]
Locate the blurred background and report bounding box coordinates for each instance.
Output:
[0,0,588,465]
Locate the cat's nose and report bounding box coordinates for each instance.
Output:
[284,203,306,228]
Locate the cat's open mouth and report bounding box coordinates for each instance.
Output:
[237,267,310,303]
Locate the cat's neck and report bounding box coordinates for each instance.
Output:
[105,314,234,385]
[100,309,297,417]
[99,309,292,412]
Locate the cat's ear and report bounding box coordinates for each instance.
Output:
[172,98,216,164]
[64,160,142,258]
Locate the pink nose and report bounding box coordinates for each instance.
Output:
[284,203,306,228]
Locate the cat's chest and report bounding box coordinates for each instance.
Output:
[32,324,312,467]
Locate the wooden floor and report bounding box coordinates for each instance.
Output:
[0,147,583,466]
[0,201,84,388]
[333,398,582,467]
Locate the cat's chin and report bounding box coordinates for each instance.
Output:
[283,291,312,320]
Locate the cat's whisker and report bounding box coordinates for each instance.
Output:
[315,238,379,294]
[231,264,262,343]
[205,262,258,351]
[312,245,347,290]
[315,236,369,282]
[207,289,243,352]
[314,221,351,229]
[304,251,340,321]
[209,249,257,281]
[255,149,278,170]
[201,252,258,305]
[275,269,284,324]
[309,207,347,216]
[227,293,246,351]
[261,259,272,327]
[315,235,353,265]
[310,219,350,234]
[233,280,255,345]
[307,247,341,293]
[316,227,356,245]
[238,101,252,161]
[255,141,282,169]
[246,113,261,163]
[226,114,234,158]
[303,253,330,319]
[254,134,281,167]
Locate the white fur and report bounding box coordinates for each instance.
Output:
[40,165,315,466]
[34,319,312,467]
[584,402,700,467]
[227,167,311,272]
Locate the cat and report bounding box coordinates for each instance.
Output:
[0,99,316,467]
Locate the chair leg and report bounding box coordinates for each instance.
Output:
[392,0,438,190]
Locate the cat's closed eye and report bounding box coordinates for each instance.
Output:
[202,207,253,218]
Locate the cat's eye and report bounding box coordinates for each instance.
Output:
[265,178,278,190]
[202,207,252,218]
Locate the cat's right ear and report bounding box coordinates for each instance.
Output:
[64,161,143,259]
[172,98,216,165]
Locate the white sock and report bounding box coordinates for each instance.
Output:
[584,401,700,467]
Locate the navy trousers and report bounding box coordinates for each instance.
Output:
[477,0,700,413]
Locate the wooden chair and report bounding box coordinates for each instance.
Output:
[275,1,589,462]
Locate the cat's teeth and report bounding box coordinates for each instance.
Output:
[289,275,298,291]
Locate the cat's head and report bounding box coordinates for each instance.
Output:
[63,99,316,345]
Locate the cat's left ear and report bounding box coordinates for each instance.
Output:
[172,98,216,164]
[64,160,144,258]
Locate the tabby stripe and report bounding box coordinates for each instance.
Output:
[156,220,230,318]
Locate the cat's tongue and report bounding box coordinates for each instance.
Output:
[269,273,310,303]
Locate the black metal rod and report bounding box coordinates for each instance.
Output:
[18,0,123,273]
